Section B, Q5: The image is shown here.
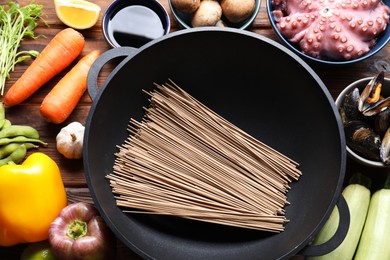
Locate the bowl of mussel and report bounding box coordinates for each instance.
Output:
[336,71,390,167]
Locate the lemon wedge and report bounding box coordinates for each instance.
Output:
[54,0,101,30]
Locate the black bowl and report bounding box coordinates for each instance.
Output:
[169,0,261,29]
[336,76,390,167]
[266,0,390,65]
[102,0,170,48]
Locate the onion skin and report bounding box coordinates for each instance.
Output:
[48,202,116,260]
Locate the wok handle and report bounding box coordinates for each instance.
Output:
[299,193,350,256]
[87,47,138,101]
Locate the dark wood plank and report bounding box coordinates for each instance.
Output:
[1,0,390,258]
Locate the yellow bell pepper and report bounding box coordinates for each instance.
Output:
[0,152,67,246]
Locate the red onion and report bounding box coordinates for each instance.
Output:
[48,202,116,260]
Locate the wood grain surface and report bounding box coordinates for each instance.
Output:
[1,0,390,258]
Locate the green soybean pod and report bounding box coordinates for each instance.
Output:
[24,143,39,150]
[2,119,11,129]
[0,136,48,146]
[0,144,27,166]
[0,143,21,159]
[0,143,39,158]
[0,125,40,139]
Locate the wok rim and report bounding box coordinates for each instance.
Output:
[84,27,347,259]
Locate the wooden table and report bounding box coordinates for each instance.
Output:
[1,0,389,258]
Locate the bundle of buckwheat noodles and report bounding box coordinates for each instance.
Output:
[106,81,302,233]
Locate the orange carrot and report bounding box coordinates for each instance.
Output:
[40,49,101,124]
[4,28,85,107]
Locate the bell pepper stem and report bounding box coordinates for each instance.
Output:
[67,220,87,240]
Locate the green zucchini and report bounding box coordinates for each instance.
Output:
[307,173,371,260]
[354,174,390,260]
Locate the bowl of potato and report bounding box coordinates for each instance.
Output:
[169,0,261,29]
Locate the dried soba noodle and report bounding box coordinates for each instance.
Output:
[107,81,302,233]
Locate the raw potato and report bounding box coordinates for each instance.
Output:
[191,0,222,27]
[171,0,201,13]
[220,0,256,23]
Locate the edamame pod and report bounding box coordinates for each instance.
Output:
[0,143,38,159]
[0,104,45,163]
[2,119,11,129]
[0,143,21,159]
[0,144,27,166]
[0,125,40,139]
[23,143,39,150]
[0,136,48,146]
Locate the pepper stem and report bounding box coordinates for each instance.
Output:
[66,220,87,240]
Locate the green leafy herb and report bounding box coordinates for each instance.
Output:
[0,1,44,95]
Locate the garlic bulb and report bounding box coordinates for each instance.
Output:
[56,122,85,159]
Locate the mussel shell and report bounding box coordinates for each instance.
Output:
[339,87,363,125]
[344,120,381,160]
[375,108,390,135]
[359,71,385,113]
[362,96,390,117]
[380,128,390,165]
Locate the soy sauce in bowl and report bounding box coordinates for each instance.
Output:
[103,0,170,48]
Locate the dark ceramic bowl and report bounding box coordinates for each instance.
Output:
[336,76,390,167]
[102,0,170,48]
[169,0,261,29]
[266,0,390,65]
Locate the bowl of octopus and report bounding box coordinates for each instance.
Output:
[266,0,390,65]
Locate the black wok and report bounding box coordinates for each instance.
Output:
[84,28,348,259]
